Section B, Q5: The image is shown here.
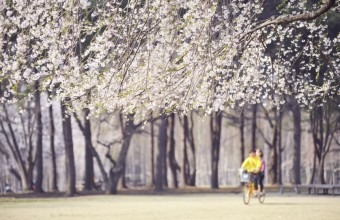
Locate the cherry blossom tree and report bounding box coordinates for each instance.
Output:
[1,0,338,117]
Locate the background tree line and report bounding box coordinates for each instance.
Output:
[0,96,339,195]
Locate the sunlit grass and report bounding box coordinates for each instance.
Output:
[1,193,340,220]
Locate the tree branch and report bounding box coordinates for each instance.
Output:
[243,0,335,38]
[257,127,273,148]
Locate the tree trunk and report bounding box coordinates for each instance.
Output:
[61,99,76,196]
[106,117,135,194]
[310,105,323,184]
[183,115,191,185]
[83,109,94,191]
[277,110,283,185]
[48,92,58,192]
[317,106,325,184]
[251,104,257,150]
[210,111,222,189]
[26,107,34,191]
[291,102,301,185]
[34,81,44,193]
[1,109,30,191]
[122,166,127,189]
[319,155,326,184]
[168,113,179,188]
[188,112,197,186]
[155,118,168,192]
[73,111,109,188]
[268,123,278,185]
[240,109,245,164]
[310,148,317,184]
[151,120,155,186]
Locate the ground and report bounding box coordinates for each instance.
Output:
[1,193,339,220]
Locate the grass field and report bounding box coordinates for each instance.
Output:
[1,193,340,220]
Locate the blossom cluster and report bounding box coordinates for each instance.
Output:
[0,0,338,118]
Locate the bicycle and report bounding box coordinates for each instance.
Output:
[240,171,265,205]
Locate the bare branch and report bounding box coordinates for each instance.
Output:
[73,112,85,133]
[0,140,9,158]
[257,127,273,148]
[97,140,122,148]
[261,105,274,128]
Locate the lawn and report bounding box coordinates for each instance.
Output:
[1,193,339,220]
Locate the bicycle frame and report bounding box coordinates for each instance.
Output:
[242,179,265,205]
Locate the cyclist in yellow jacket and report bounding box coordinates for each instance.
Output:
[240,149,262,194]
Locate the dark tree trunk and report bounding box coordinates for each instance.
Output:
[210,111,222,189]
[291,102,301,185]
[188,112,197,186]
[168,113,179,188]
[73,110,109,189]
[61,99,76,196]
[151,120,155,186]
[162,120,168,188]
[183,115,191,185]
[240,109,245,164]
[155,118,168,192]
[251,104,257,150]
[122,166,127,189]
[319,155,326,184]
[310,102,340,184]
[83,109,94,191]
[260,107,280,185]
[34,81,44,193]
[19,105,35,191]
[26,107,34,190]
[310,149,317,184]
[277,110,283,185]
[48,92,58,192]
[268,117,278,185]
[317,107,326,184]
[310,106,323,184]
[310,105,329,184]
[106,117,135,194]
[1,108,30,191]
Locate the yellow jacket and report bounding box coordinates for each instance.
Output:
[241,156,262,173]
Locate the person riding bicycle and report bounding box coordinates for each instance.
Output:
[240,149,262,195]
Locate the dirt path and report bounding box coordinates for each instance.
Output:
[1,193,339,220]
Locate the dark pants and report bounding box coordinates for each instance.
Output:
[254,172,264,191]
[253,173,259,190]
[257,172,264,192]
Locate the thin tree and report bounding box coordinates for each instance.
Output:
[258,106,284,185]
[34,81,44,193]
[0,105,32,191]
[48,91,58,192]
[210,111,222,189]
[310,102,339,184]
[61,99,76,196]
[239,108,245,164]
[168,113,180,188]
[150,120,155,186]
[251,104,258,150]
[155,117,168,192]
[289,98,301,185]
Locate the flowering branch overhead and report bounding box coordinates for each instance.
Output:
[0,0,339,118]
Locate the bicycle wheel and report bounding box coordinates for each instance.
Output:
[258,192,265,204]
[243,185,251,205]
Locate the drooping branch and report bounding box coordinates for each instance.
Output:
[243,0,335,38]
